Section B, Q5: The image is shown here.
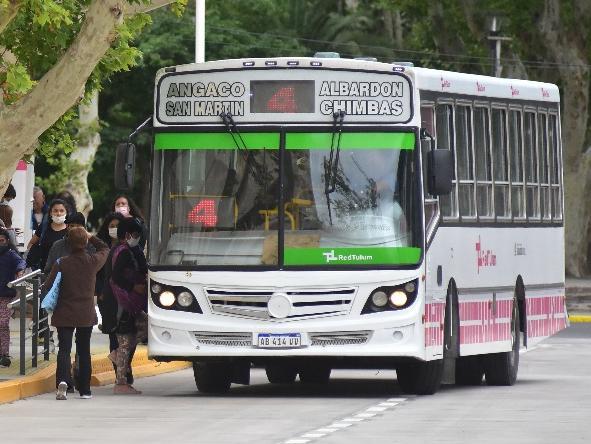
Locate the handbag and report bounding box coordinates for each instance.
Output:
[41,258,62,313]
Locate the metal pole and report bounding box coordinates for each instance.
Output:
[32,278,39,368]
[195,0,205,63]
[19,287,26,375]
[488,15,511,78]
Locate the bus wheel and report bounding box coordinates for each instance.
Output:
[192,362,232,394]
[455,356,484,385]
[299,365,331,384]
[484,297,520,386]
[265,364,298,384]
[396,359,443,395]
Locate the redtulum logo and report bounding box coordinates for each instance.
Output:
[476,236,497,273]
[510,85,520,96]
[441,77,451,89]
[541,87,550,98]
[476,81,485,92]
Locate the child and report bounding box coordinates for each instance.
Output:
[0,228,26,367]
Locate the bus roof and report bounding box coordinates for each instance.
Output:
[413,67,559,103]
[157,57,559,103]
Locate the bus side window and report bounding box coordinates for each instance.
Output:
[492,108,510,219]
[455,104,475,218]
[538,112,551,220]
[474,106,493,219]
[509,109,525,219]
[548,113,562,220]
[524,111,540,220]
[421,105,438,233]
[435,103,457,219]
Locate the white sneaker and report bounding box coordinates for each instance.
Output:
[80,393,92,399]
[56,381,68,400]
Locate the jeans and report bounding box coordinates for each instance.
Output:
[56,327,92,395]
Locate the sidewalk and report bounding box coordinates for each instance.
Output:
[0,315,189,404]
[565,277,591,322]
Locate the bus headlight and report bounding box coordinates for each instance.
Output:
[150,280,202,313]
[361,279,418,314]
[177,291,194,307]
[389,290,408,307]
[159,291,176,307]
[371,291,388,308]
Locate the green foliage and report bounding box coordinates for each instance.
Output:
[2,63,35,101]
[36,109,77,159]
[36,155,86,196]
[1,0,185,192]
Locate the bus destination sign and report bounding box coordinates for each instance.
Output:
[156,69,413,125]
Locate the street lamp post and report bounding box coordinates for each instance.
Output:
[195,0,205,63]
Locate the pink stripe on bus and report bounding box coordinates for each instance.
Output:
[425,295,566,348]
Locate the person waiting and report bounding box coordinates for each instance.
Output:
[42,227,109,400]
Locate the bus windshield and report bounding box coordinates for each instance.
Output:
[150,131,421,267]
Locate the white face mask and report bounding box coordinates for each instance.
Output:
[53,215,66,224]
[127,236,140,248]
[108,227,118,239]
[116,205,129,216]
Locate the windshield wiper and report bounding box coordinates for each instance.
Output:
[220,112,249,162]
[219,112,268,188]
[324,111,346,225]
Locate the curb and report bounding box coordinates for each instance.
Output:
[90,348,191,386]
[0,348,190,405]
[0,364,56,405]
[569,314,591,323]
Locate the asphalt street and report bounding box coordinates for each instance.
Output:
[0,324,589,444]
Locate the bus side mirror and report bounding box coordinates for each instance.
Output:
[427,149,453,195]
[115,142,136,190]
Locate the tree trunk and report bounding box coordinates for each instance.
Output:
[0,0,177,197]
[537,0,591,276]
[65,91,100,218]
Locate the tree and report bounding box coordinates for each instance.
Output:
[0,0,186,198]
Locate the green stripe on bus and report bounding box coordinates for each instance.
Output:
[284,246,421,266]
[154,133,280,150]
[285,132,415,150]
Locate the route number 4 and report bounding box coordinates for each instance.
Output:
[187,199,218,227]
[266,87,297,113]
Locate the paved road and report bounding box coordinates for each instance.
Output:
[0,325,589,444]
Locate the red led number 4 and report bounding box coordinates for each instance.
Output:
[187,199,218,227]
[266,87,297,113]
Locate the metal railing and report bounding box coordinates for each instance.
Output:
[7,269,50,375]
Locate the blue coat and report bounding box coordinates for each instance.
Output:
[0,248,26,298]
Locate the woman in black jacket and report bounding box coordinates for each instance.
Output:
[105,218,147,395]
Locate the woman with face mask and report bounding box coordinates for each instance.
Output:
[26,199,69,271]
[105,218,147,394]
[111,195,147,250]
[95,212,126,363]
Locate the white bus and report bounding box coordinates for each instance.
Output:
[121,56,566,395]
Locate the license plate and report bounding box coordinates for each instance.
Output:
[257,333,301,348]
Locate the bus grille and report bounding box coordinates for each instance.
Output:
[192,332,253,347]
[309,331,371,346]
[204,287,356,321]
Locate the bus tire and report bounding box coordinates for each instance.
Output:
[299,365,331,384]
[396,359,443,395]
[484,297,520,386]
[265,364,298,384]
[455,356,484,385]
[193,362,232,394]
